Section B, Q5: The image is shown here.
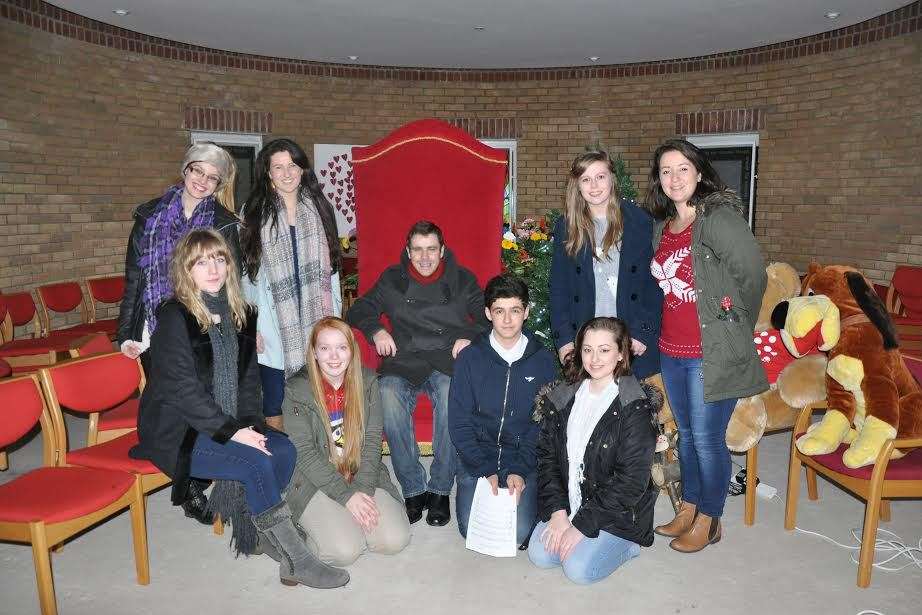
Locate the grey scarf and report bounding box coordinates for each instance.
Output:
[202,289,238,418]
[201,290,257,557]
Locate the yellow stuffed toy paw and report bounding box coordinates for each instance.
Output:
[843,415,897,468]
[796,410,851,455]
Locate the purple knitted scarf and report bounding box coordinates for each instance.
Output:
[138,184,216,332]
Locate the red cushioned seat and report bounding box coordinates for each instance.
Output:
[0,466,135,523]
[97,398,140,431]
[0,359,11,379]
[55,321,117,337]
[795,434,922,480]
[66,431,160,475]
[0,373,150,614]
[86,276,125,305]
[0,333,83,358]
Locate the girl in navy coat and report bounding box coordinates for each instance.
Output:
[550,148,662,378]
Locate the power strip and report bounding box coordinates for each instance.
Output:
[756,482,777,500]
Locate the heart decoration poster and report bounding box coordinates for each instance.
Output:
[314,144,363,237]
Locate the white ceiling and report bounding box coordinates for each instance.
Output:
[54,1,906,69]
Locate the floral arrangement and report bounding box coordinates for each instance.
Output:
[501,210,561,353]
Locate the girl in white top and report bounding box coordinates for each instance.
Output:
[530,317,659,584]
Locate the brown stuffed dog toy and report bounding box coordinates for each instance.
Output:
[726,262,826,452]
[772,264,922,468]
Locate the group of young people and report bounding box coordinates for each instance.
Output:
[117,135,766,589]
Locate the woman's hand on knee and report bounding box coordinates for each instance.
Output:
[346,492,379,532]
[558,526,585,561]
[231,427,271,455]
[543,510,571,556]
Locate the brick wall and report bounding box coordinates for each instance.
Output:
[1,1,920,331]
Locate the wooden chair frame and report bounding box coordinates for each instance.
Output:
[38,356,223,535]
[38,358,170,496]
[36,281,91,337]
[83,274,125,328]
[0,375,149,615]
[67,337,135,445]
[783,400,922,587]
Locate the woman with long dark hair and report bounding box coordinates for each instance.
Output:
[646,139,767,553]
[240,138,342,430]
[529,317,659,584]
[282,317,409,566]
[130,228,348,589]
[549,147,661,378]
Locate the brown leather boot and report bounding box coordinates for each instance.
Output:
[654,501,697,538]
[670,512,721,553]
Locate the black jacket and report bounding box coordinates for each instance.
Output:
[533,375,660,546]
[128,300,264,504]
[346,247,489,385]
[117,196,242,345]
[448,331,558,481]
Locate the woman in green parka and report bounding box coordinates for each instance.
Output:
[646,139,767,554]
[282,316,409,566]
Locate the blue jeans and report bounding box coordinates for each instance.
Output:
[659,354,737,518]
[455,469,538,546]
[379,371,456,497]
[189,430,296,515]
[528,521,640,584]
[259,365,285,418]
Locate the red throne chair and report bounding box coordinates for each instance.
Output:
[350,119,507,452]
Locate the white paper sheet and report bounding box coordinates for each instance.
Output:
[464,477,518,557]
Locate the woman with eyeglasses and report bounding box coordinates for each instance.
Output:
[240,138,342,432]
[117,142,242,524]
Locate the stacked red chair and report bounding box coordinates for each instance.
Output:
[0,293,87,373]
[84,275,125,340]
[0,374,149,615]
[38,353,170,495]
[37,281,117,339]
[350,118,506,451]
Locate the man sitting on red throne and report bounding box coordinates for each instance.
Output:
[347,221,489,526]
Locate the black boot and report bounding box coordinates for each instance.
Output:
[404,492,429,524]
[252,502,349,589]
[425,492,450,526]
[181,479,215,525]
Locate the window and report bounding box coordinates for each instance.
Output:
[687,133,758,230]
[190,132,263,212]
[482,139,517,226]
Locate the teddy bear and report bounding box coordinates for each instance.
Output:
[724,262,827,452]
[772,263,922,468]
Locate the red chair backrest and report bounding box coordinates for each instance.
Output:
[0,375,46,447]
[4,291,38,327]
[86,276,126,305]
[351,119,506,294]
[43,352,141,414]
[70,333,113,357]
[892,266,922,318]
[38,281,84,313]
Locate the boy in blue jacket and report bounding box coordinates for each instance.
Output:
[448,274,558,546]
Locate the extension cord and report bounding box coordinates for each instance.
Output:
[756,482,777,500]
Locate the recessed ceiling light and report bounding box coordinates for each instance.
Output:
[473,25,486,31]
[347,55,359,61]
[825,11,840,19]
[587,56,600,62]
[112,9,130,16]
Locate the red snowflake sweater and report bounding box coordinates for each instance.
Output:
[652,223,702,358]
